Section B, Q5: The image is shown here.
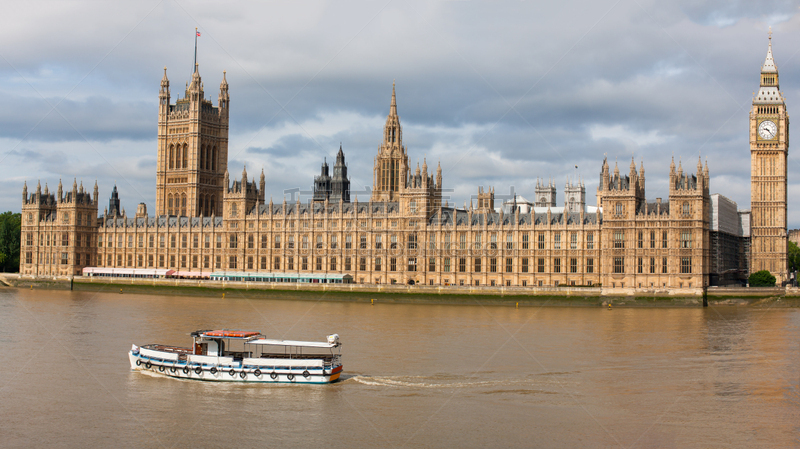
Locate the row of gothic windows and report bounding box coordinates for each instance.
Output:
[168,144,188,170]
[167,143,217,171]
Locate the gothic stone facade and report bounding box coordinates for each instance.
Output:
[19,65,716,290]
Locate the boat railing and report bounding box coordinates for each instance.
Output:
[257,353,335,361]
[242,357,325,368]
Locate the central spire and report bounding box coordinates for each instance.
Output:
[390,80,397,116]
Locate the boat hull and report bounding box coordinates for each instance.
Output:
[129,351,342,384]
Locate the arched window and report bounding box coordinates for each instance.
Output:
[168,194,174,215]
[211,146,217,171]
[168,145,174,169]
[182,144,188,169]
[199,145,204,171]
[615,203,623,215]
[181,193,187,216]
[210,195,215,215]
[231,203,238,217]
[682,202,690,215]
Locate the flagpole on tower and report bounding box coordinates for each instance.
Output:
[194,28,198,70]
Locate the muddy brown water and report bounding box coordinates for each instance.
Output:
[1,288,798,448]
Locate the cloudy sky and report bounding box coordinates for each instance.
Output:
[2,0,800,225]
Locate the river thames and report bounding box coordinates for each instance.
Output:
[0,288,798,448]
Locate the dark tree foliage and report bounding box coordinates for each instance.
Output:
[748,270,776,287]
[788,241,800,273]
[0,212,21,272]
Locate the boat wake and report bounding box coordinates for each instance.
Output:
[348,374,555,390]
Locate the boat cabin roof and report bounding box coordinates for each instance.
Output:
[193,330,261,339]
[192,330,340,348]
[248,338,340,349]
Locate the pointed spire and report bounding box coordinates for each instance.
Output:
[762,27,777,73]
[219,70,229,107]
[697,155,703,175]
[241,165,247,183]
[72,178,78,192]
[57,179,63,200]
[36,180,41,194]
[669,156,676,174]
[22,181,27,202]
[704,159,709,178]
[390,80,397,116]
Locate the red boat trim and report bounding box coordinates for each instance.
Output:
[204,330,260,338]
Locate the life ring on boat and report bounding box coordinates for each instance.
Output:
[145,361,152,370]
[302,370,310,379]
[239,371,247,379]
[270,372,278,380]
[183,366,190,375]
[194,367,202,375]
[210,367,218,375]
[254,369,262,377]
[135,359,141,366]
[170,367,177,373]
[158,365,165,372]
[287,373,295,381]
[229,369,236,377]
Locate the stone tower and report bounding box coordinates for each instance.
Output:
[564,178,585,213]
[155,65,229,217]
[313,158,331,202]
[535,179,556,208]
[476,186,494,212]
[330,144,350,203]
[108,184,121,217]
[19,179,99,276]
[372,82,409,202]
[750,31,789,282]
[313,145,351,203]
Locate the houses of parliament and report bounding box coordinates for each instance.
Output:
[18,36,789,290]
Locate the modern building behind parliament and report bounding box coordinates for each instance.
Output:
[19,36,788,289]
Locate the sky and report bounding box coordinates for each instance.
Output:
[2,0,800,226]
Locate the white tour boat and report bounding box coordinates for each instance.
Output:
[129,330,343,384]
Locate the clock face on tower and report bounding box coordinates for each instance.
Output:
[758,120,777,140]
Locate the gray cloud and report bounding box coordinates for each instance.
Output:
[1,1,798,226]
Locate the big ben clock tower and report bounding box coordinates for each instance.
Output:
[750,29,789,283]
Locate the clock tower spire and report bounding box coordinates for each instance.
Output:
[750,28,789,283]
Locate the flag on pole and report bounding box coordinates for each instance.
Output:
[196,31,201,36]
